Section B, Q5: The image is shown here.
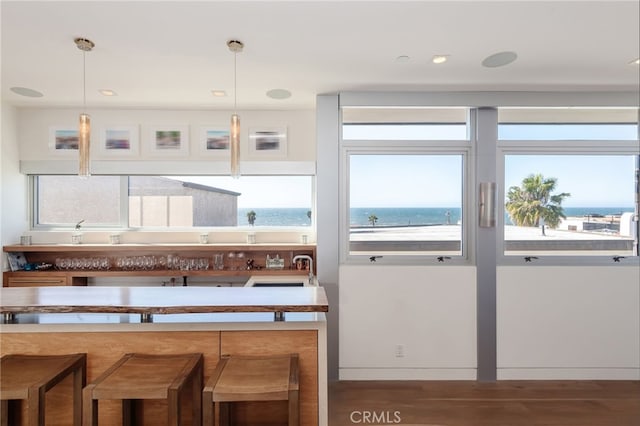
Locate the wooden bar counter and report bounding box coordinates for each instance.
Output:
[0,286,328,426]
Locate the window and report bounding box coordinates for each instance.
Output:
[503,155,637,257]
[498,108,638,141]
[33,175,313,229]
[343,124,469,141]
[342,107,469,141]
[341,107,470,260]
[499,123,638,141]
[499,107,639,258]
[348,153,464,257]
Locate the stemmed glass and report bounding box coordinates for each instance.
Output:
[227,252,236,270]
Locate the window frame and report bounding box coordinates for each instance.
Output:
[340,138,473,265]
[30,174,317,232]
[497,138,640,266]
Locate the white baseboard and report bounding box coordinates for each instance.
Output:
[339,368,640,380]
[339,368,477,380]
[497,368,640,380]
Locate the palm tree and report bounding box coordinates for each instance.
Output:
[246,210,256,226]
[506,174,570,228]
[368,214,378,226]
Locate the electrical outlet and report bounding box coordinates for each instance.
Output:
[395,344,405,358]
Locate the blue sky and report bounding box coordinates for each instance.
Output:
[172,176,312,208]
[504,155,636,207]
[350,155,463,208]
[501,124,637,206]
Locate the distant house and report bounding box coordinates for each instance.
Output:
[128,177,240,227]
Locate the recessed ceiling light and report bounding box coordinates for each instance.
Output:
[10,86,43,98]
[630,58,640,65]
[395,55,410,63]
[98,89,117,96]
[482,51,518,68]
[211,90,227,97]
[266,89,292,100]
[432,55,449,64]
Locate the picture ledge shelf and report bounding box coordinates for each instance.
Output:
[19,160,316,176]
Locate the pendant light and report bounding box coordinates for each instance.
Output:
[74,37,94,177]
[227,39,244,179]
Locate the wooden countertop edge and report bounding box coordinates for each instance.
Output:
[0,305,329,314]
[4,243,316,252]
[0,286,329,315]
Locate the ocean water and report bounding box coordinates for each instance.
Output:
[238,206,635,227]
[350,207,462,227]
[238,208,312,227]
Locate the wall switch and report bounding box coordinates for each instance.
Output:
[395,344,405,358]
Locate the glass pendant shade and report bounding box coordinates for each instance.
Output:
[75,37,94,177]
[227,39,244,178]
[78,113,91,177]
[230,113,240,178]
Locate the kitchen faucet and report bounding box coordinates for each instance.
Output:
[292,255,314,286]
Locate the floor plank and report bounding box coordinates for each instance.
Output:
[329,381,640,426]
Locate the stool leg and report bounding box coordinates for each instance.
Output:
[26,387,45,426]
[192,366,203,426]
[167,389,179,426]
[73,365,85,426]
[289,388,300,426]
[82,387,97,426]
[202,389,213,426]
[1,400,8,426]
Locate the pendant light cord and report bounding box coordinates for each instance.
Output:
[233,50,237,114]
[83,50,87,113]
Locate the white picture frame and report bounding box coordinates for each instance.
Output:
[146,125,189,156]
[199,126,230,156]
[99,125,139,157]
[248,126,287,158]
[48,126,78,153]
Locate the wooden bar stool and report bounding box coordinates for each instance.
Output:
[83,353,203,426]
[203,354,299,426]
[1,353,87,426]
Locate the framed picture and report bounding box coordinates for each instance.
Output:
[7,252,27,271]
[99,125,139,156]
[249,126,287,158]
[147,125,189,156]
[199,126,230,156]
[49,126,78,152]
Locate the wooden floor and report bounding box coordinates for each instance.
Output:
[329,381,640,426]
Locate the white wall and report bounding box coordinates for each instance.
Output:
[1,103,29,263]
[339,265,477,380]
[338,263,640,381]
[497,266,640,379]
[17,108,315,174]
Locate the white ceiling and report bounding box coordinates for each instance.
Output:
[2,1,639,110]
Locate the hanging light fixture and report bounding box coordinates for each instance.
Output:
[74,37,94,177]
[227,39,244,178]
